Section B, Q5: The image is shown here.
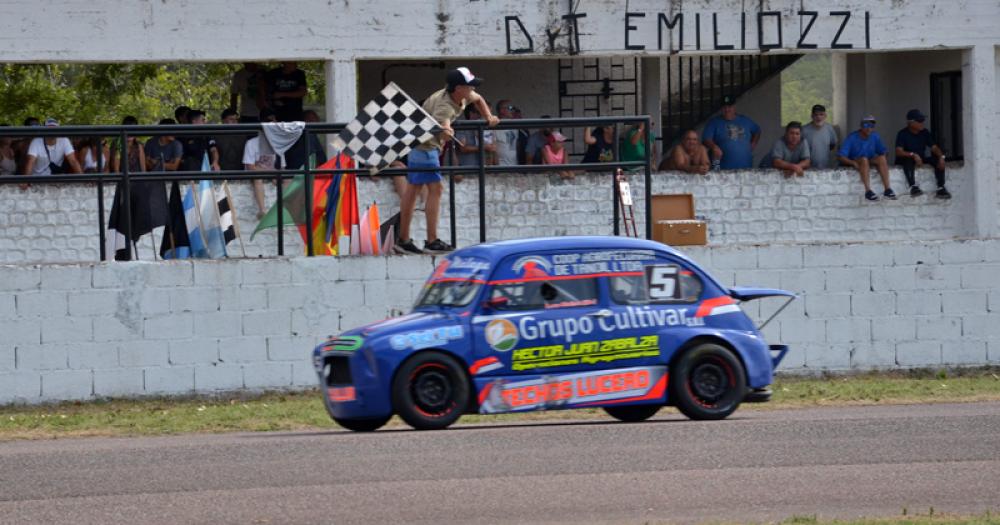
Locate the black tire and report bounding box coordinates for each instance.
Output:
[603,404,661,422]
[669,343,747,420]
[392,351,469,430]
[333,415,391,432]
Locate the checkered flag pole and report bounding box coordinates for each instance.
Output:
[331,82,442,173]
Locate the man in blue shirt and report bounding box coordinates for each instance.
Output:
[894,109,950,199]
[838,115,896,202]
[702,95,761,170]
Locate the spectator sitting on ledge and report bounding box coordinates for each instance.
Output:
[660,129,709,174]
[837,115,896,202]
[764,121,811,178]
[894,108,950,199]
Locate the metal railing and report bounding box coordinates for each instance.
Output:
[0,115,652,261]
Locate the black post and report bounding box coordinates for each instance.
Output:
[304,130,314,256]
[120,130,133,260]
[643,116,653,240]
[276,168,284,257]
[449,169,457,249]
[477,126,486,243]
[96,136,106,261]
[612,123,621,236]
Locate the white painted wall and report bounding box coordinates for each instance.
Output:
[2,238,998,404]
[0,1,996,63]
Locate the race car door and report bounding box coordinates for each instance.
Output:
[468,250,613,375]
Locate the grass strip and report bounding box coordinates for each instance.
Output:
[768,510,1000,525]
[1,367,999,440]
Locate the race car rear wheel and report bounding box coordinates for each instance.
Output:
[333,415,391,432]
[670,343,746,421]
[603,404,661,422]
[392,351,469,430]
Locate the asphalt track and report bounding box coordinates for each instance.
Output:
[1,402,999,525]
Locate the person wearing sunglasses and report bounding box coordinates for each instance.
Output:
[894,109,950,199]
[837,115,896,202]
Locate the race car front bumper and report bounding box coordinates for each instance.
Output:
[317,350,392,420]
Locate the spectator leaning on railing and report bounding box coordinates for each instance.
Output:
[22,118,83,176]
[764,121,811,178]
[802,104,838,169]
[702,95,760,170]
[660,129,710,175]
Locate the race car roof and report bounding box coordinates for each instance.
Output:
[452,236,689,263]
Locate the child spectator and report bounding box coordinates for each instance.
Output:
[396,67,499,255]
[541,131,574,180]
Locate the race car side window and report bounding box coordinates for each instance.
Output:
[489,278,599,310]
[609,264,702,305]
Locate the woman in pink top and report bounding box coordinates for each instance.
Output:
[541,131,574,180]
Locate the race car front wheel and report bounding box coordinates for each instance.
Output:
[392,351,469,430]
[334,415,391,432]
[603,404,661,422]
[670,343,746,420]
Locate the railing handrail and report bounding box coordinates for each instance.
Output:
[0,115,654,260]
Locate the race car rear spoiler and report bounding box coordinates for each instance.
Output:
[728,287,797,331]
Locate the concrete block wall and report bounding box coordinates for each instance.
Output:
[0,164,974,264]
[0,256,434,404]
[682,239,1000,371]
[1,238,998,404]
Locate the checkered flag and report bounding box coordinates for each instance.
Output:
[332,82,441,173]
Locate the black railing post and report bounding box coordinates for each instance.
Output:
[612,123,621,236]
[97,136,106,261]
[643,116,653,240]
[276,168,284,257]
[449,166,457,249]
[304,129,314,256]
[120,130,133,260]
[477,125,486,243]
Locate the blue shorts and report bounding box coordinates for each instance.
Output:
[407,148,442,185]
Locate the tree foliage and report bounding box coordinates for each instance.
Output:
[0,62,326,126]
[781,54,834,125]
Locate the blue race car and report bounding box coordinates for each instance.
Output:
[313,236,794,431]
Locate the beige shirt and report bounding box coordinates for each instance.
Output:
[418,87,466,151]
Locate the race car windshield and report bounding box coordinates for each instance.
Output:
[416,278,483,308]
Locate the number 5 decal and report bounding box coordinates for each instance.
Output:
[646,265,680,300]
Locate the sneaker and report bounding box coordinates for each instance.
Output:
[423,239,454,253]
[864,190,879,202]
[394,238,424,255]
[909,185,924,197]
[883,189,897,200]
[936,187,952,199]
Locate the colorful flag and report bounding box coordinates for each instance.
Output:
[160,182,192,259]
[217,182,236,246]
[368,202,381,256]
[183,184,209,258]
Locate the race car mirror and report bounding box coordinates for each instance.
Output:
[646,265,680,300]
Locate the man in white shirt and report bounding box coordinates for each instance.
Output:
[493,99,520,166]
[244,109,278,218]
[22,118,83,176]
